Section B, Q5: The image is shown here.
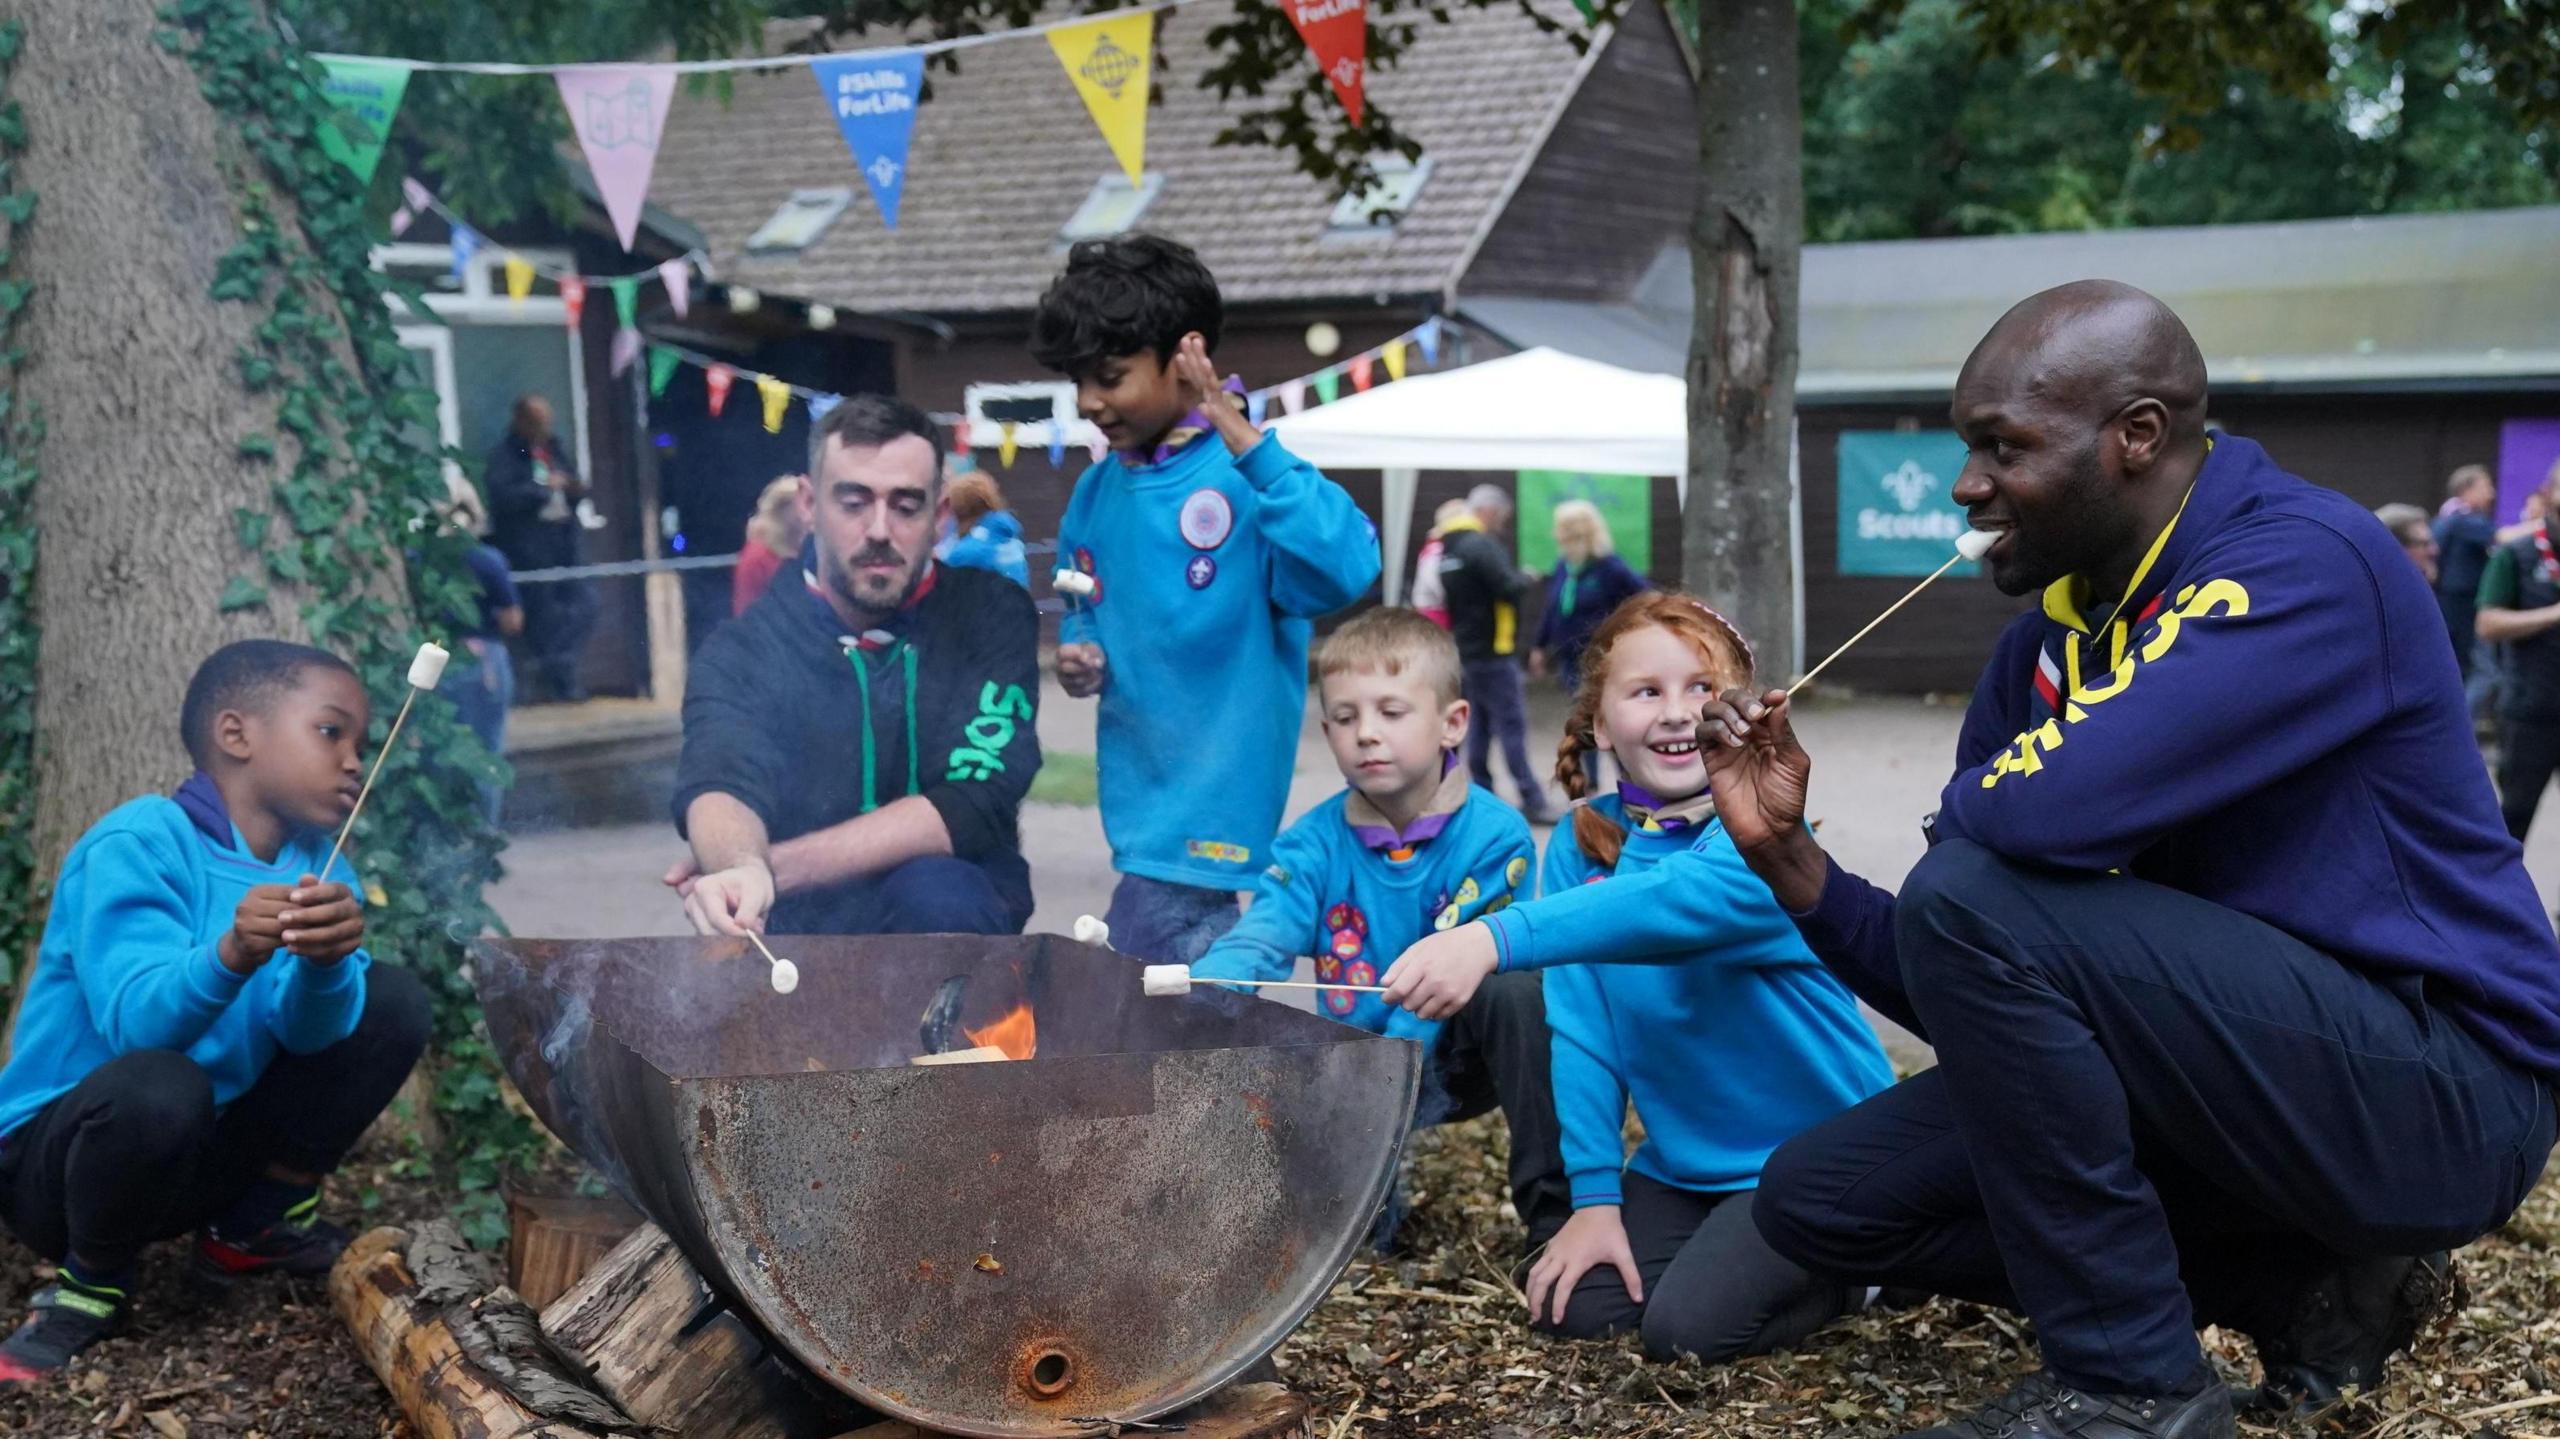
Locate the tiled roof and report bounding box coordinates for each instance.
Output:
[646,0,1599,316]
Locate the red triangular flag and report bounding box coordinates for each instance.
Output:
[1350,354,1375,392]
[706,363,734,418]
[1286,0,1368,125]
[560,275,587,328]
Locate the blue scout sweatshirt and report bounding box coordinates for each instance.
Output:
[940,510,1031,590]
[1795,434,2560,1078]
[1484,795,1892,1205]
[1192,772,1535,1043]
[1058,431,1380,889]
[0,795,371,1141]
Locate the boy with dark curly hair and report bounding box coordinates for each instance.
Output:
[1033,235,1380,963]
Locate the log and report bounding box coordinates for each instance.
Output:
[330,1225,614,1439]
[907,1046,1010,1067]
[507,1185,644,1310]
[542,1222,858,1439]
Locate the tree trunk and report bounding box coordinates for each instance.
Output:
[14,1,322,871]
[1683,0,1803,679]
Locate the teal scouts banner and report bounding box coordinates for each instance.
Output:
[1835,431,1977,578]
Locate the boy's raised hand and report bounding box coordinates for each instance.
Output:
[282,874,365,965]
[1524,1205,1643,1327]
[1379,921,1499,1021]
[1172,332,1262,456]
[1056,642,1108,699]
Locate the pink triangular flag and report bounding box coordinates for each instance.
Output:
[555,66,677,252]
[1281,379,1308,416]
[658,258,690,319]
[610,327,641,377]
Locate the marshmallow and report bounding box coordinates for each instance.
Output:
[769,959,800,995]
[1956,529,1998,563]
[1141,964,1192,997]
[1053,569,1097,598]
[407,642,451,690]
[1072,914,1111,948]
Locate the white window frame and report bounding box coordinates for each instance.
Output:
[393,324,464,492]
[1327,154,1434,232]
[964,380,1089,447]
[370,242,594,486]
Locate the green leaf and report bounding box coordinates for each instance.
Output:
[216,576,268,612]
[0,192,32,225]
[236,433,276,462]
[230,506,270,552]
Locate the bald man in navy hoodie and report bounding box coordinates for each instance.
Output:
[1704,283,2560,1438]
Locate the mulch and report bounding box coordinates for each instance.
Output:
[5,1116,2560,1438]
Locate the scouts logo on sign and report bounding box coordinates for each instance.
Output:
[1178,488,1234,549]
[813,51,924,229]
[1836,431,1978,578]
[1186,555,1217,590]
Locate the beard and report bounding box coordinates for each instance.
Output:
[1991,436,2121,597]
[827,541,927,614]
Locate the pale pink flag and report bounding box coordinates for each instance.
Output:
[555,67,677,252]
[1280,379,1308,416]
[658,258,690,318]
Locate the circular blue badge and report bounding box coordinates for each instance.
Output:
[1185,554,1217,590]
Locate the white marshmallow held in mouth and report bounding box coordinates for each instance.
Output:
[770,959,800,995]
[1956,528,1999,562]
[407,642,451,690]
[1072,914,1112,947]
[1142,964,1192,997]
[1053,569,1097,598]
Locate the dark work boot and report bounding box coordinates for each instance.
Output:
[2242,1253,2458,1419]
[1899,1369,2235,1438]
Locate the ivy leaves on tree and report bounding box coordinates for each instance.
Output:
[0,18,40,994]
[166,0,538,1246]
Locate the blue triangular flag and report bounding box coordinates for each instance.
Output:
[1418,317,1443,366]
[1247,390,1270,427]
[807,393,844,423]
[1047,430,1067,467]
[812,51,925,230]
[449,225,482,282]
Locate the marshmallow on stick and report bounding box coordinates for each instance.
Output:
[744,929,800,994]
[1142,964,1388,998]
[1053,569,1097,598]
[321,641,450,882]
[1787,529,1997,698]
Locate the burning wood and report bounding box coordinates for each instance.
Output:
[963,1002,1037,1061]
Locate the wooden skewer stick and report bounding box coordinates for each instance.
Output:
[1198,978,1389,995]
[321,643,449,882]
[1787,530,1995,698]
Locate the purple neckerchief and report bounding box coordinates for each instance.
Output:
[174,770,236,850]
[1618,781,1716,834]
[1347,753,1468,853]
[1122,375,1250,468]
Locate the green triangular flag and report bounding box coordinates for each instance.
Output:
[1314,369,1340,405]
[610,277,640,329]
[647,344,681,398]
[316,57,411,184]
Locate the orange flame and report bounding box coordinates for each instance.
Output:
[965,1003,1037,1061]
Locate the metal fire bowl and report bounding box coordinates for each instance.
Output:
[473,935,1420,1437]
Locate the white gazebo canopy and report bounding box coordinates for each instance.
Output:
[1267,346,1689,601]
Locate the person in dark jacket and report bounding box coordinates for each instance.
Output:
[1380,282,2560,1439]
[1440,485,1556,823]
[2475,462,2560,845]
[666,395,1040,938]
[483,395,596,703]
[2434,464,2498,680]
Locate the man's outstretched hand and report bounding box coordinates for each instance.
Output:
[1702,687,1828,912]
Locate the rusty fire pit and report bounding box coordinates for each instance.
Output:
[474,934,1420,1438]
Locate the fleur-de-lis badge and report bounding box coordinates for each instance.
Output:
[1880,460,1938,512]
[868,155,903,191]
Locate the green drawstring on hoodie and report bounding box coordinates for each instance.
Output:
[846,641,922,815]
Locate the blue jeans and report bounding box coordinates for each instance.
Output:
[444,640,513,824]
[1103,874,1239,965]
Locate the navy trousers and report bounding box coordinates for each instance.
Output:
[1463,659,1549,815]
[773,855,1028,938]
[1754,839,2555,1395]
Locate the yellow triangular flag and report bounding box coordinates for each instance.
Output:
[755,376,791,435]
[1384,339,1408,382]
[999,422,1020,469]
[1048,12,1153,184]
[504,255,534,303]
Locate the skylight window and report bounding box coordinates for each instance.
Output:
[748,188,856,254]
[1060,173,1165,243]
[1327,155,1434,231]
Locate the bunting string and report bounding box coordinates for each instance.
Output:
[399,179,711,287]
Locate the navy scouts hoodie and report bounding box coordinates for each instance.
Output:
[672,558,1041,934]
[1797,434,2560,1079]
